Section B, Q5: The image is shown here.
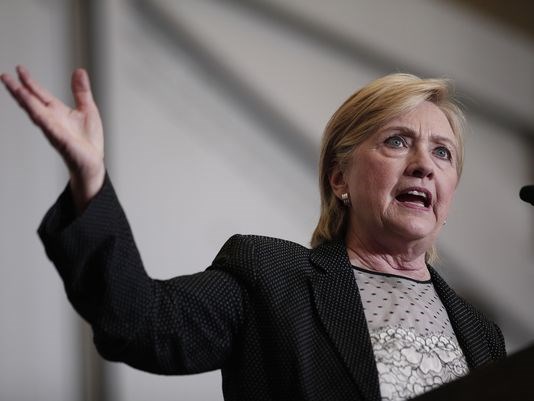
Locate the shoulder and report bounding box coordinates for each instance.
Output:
[211,234,312,282]
[217,234,310,257]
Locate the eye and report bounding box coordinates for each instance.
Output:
[434,146,452,160]
[385,135,407,148]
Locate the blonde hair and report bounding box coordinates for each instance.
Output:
[310,73,465,264]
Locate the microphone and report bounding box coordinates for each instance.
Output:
[519,185,534,206]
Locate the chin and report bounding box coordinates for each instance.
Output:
[392,220,438,241]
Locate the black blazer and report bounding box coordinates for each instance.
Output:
[38,175,506,401]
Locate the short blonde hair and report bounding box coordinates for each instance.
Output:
[310,73,465,263]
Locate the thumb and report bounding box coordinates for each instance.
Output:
[71,68,94,109]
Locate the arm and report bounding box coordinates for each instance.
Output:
[38,173,247,374]
[2,66,247,374]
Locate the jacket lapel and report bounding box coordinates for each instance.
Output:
[429,266,493,369]
[309,240,381,401]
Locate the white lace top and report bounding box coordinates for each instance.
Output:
[352,266,469,401]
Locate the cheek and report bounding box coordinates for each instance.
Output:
[350,169,397,207]
[368,160,402,196]
[348,149,403,204]
[437,176,458,212]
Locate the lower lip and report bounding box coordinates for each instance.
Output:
[394,199,431,211]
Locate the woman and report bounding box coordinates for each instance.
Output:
[1,66,505,401]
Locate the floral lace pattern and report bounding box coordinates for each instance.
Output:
[370,326,469,401]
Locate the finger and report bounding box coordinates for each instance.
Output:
[14,85,50,125]
[1,73,35,110]
[1,73,20,99]
[15,85,66,149]
[16,65,56,106]
[71,68,95,109]
[2,72,64,147]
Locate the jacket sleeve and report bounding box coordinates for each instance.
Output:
[38,174,248,375]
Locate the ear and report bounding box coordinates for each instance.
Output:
[329,165,348,200]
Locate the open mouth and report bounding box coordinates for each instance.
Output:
[395,187,432,208]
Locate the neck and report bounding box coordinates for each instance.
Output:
[345,228,431,281]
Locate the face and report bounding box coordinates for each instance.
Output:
[332,101,459,250]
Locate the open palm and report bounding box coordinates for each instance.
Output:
[1,66,105,211]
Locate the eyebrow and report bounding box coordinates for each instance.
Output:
[386,126,458,148]
[430,134,457,149]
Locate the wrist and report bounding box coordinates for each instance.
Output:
[69,165,105,214]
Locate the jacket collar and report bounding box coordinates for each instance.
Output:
[309,240,493,400]
[309,239,381,401]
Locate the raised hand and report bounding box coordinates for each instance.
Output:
[1,66,105,212]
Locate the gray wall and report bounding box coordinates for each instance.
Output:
[0,1,78,401]
[1,1,532,400]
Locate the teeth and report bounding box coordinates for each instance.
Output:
[407,190,427,199]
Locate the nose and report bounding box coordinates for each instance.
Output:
[404,147,434,179]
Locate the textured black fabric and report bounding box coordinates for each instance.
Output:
[38,175,506,401]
